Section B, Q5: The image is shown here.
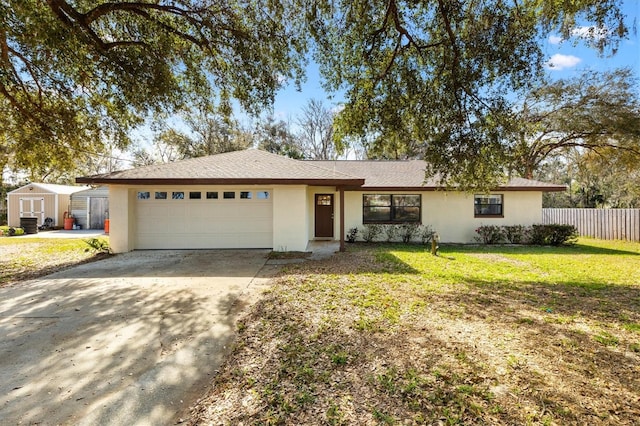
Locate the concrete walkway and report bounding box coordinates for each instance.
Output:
[306,240,341,260]
[18,229,107,239]
[0,250,276,425]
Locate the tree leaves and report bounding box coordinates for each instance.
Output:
[511,68,640,179]
[1,0,307,180]
[0,0,630,190]
[312,0,628,189]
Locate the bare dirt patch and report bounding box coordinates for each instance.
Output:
[186,244,640,425]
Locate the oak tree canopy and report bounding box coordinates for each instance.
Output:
[0,0,631,188]
[311,0,629,188]
[0,0,305,179]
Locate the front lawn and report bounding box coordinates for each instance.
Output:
[0,237,109,286]
[188,239,640,425]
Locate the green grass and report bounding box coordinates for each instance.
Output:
[385,238,640,289]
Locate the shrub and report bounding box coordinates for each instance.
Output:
[528,224,578,246]
[384,224,399,242]
[419,225,435,245]
[346,227,359,243]
[503,225,528,244]
[474,225,504,244]
[0,226,24,237]
[361,224,383,243]
[84,238,112,254]
[398,223,420,243]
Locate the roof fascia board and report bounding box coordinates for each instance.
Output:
[76,177,366,186]
[344,186,567,192]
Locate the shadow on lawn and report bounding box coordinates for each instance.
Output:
[429,278,640,410]
[305,246,640,423]
[200,272,640,425]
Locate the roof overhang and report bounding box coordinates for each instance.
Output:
[496,185,567,192]
[343,185,568,192]
[75,177,366,187]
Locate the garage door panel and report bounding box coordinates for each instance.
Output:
[137,204,168,218]
[135,231,272,250]
[191,219,272,234]
[135,190,273,249]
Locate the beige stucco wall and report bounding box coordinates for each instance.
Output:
[107,186,138,253]
[105,183,544,252]
[344,190,543,243]
[273,185,309,251]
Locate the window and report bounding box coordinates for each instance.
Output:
[363,194,421,223]
[257,191,270,200]
[223,191,235,199]
[317,195,332,206]
[189,191,201,199]
[172,191,184,200]
[155,191,167,200]
[206,191,218,199]
[137,191,150,200]
[474,194,503,217]
[240,191,252,199]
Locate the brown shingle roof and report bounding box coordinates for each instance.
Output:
[77,149,364,186]
[76,149,566,192]
[499,177,567,191]
[310,160,567,192]
[310,160,432,188]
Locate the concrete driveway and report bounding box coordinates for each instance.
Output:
[0,250,275,425]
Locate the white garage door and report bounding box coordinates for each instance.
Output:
[134,189,273,249]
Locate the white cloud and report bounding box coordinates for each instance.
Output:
[331,103,345,114]
[571,26,609,41]
[546,53,582,70]
[548,35,563,45]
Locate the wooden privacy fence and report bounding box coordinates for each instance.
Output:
[542,208,640,242]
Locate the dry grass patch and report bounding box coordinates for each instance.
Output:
[187,239,640,425]
[0,237,110,286]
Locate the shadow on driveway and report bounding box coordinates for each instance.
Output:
[0,250,275,425]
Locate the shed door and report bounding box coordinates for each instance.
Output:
[19,198,45,225]
[89,198,108,229]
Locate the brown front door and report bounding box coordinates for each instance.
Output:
[315,194,334,238]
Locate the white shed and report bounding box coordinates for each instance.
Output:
[7,183,88,228]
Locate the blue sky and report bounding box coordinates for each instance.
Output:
[543,1,639,78]
[271,0,640,119]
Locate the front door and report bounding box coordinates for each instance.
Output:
[315,194,334,238]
